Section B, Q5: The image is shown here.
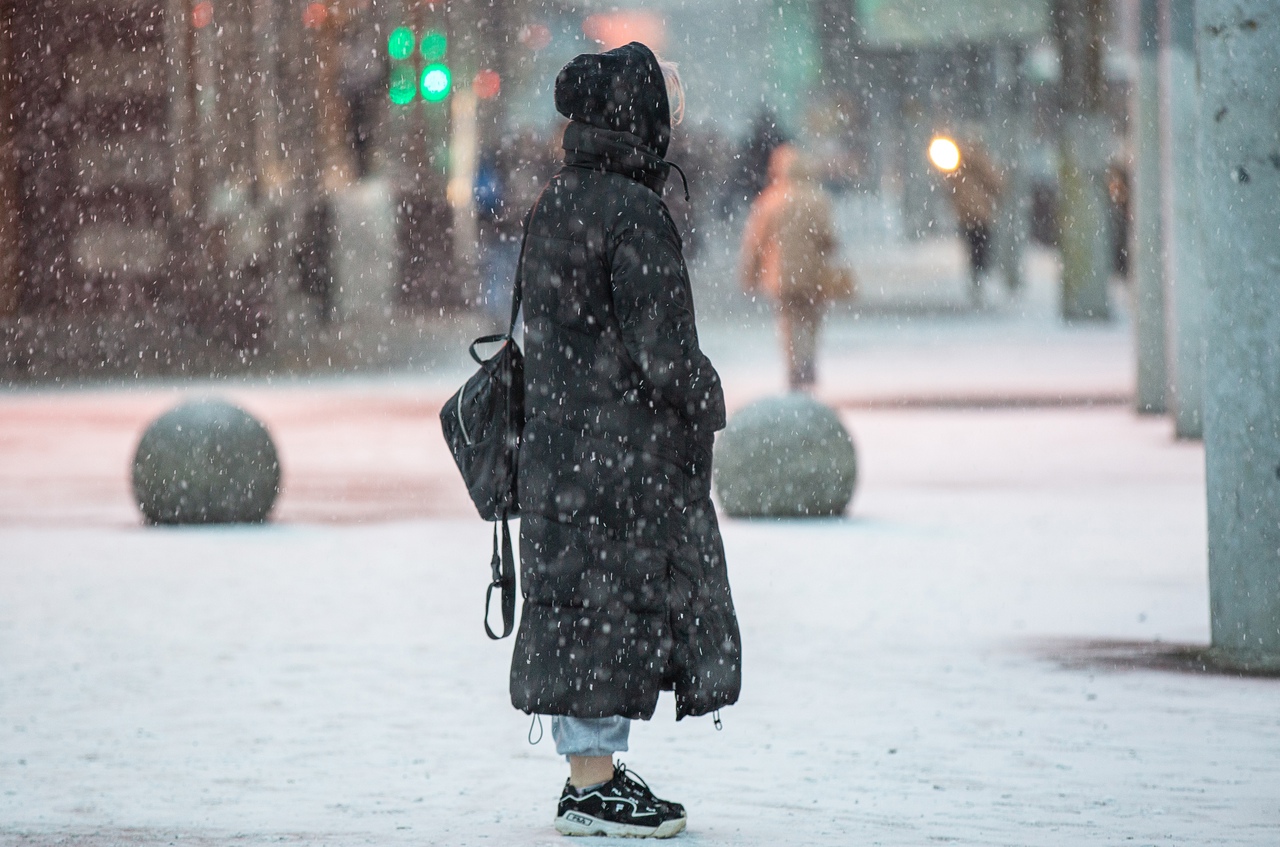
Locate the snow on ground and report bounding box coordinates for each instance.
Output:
[3,243,1277,844]
[3,400,1277,846]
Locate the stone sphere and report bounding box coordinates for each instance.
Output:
[713,394,857,518]
[132,399,281,525]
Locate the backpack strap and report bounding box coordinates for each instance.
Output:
[484,512,516,640]
[506,183,550,337]
[506,221,527,338]
[483,187,548,641]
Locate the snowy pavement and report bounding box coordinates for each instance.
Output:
[3,244,1278,844]
[4,395,1278,845]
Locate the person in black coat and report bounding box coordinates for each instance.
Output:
[513,42,742,838]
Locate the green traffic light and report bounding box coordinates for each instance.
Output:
[390,64,417,104]
[388,26,415,61]
[420,63,451,102]
[420,30,447,61]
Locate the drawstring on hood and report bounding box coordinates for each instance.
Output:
[668,161,690,202]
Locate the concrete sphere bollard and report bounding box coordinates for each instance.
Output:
[132,399,281,525]
[713,394,857,518]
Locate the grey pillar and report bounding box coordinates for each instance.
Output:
[0,1,20,315]
[1129,0,1166,414]
[991,42,1028,294]
[1159,0,1205,439]
[252,0,283,196]
[1056,0,1112,321]
[219,0,257,188]
[447,0,481,305]
[900,49,947,241]
[1198,0,1280,672]
[165,0,199,216]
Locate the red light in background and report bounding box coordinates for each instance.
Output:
[302,2,328,29]
[583,11,665,52]
[518,23,551,51]
[473,69,501,100]
[191,1,214,29]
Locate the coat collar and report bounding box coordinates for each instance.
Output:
[562,121,671,196]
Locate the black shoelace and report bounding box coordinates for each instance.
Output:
[613,763,669,808]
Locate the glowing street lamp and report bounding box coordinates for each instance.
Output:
[928,136,961,173]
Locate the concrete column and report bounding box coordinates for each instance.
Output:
[276,0,321,196]
[1158,0,1205,438]
[991,42,1028,294]
[446,0,481,304]
[164,0,209,318]
[164,0,199,216]
[900,50,942,241]
[449,89,481,305]
[1056,0,1112,321]
[1128,0,1166,414]
[1197,0,1280,672]
[386,0,457,310]
[219,0,257,189]
[252,0,283,196]
[0,0,20,316]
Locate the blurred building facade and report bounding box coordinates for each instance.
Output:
[0,0,1120,379]
[0,0,513,377]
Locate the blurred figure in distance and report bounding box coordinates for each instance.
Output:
[739,144,852,391]
[932,133,1006,302]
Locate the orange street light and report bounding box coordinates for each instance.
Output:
[928,136,961,172]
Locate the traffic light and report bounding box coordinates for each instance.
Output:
[386,26,451,104]
[420,29,447,62]
[388,26,415,61]
[388,26,417,103]
[390,66,417,105]
[419,28,450,102]
[420,64,451,103]
[472,69,501,100]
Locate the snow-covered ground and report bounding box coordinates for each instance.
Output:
[3,247,1277,845]
[4,396,1277,845]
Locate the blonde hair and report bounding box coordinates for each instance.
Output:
[658,59,685,127]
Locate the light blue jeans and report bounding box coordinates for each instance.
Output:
[551,715,631,760]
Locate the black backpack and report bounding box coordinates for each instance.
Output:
[439,215,531,640]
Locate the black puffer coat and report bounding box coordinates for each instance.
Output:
[511,42,741,721]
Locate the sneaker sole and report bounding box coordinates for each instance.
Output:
[555,812,687,839]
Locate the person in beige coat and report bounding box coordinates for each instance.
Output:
[738,144,849,390]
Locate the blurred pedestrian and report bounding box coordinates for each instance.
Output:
[475,129,553,326]
[738,144,851,391]
[720,108,788,216]
[513,42,741,839]
[663,124,716,258]
[934,135,1005,299]
[1107,159,1131,278]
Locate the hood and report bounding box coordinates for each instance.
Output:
[554,41,670,159]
